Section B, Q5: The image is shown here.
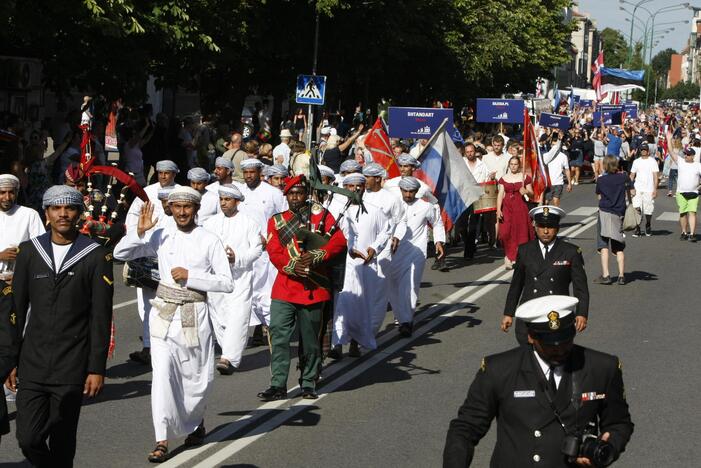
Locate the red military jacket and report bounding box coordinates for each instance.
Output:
[266,208,346,305]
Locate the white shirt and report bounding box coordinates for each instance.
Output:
[546,152,570,186]
[631,157,659,193]
[677,159,701,193]
[383,177,438,204]
[482,152,509,180]
[533,351,563,390]
[464,158,487,183]
[237,181,288,235]
[272,142,291,167]
[538,240,555,259]
[198,190,220,224]
[0,205,45,278]
[52,242,72,272]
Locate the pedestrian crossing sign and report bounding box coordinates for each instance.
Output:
[296,75,326,105]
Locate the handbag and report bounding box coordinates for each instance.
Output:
[681,192,699,200]
[622,187,640,231]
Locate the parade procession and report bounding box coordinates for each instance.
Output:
[4,0,701,466]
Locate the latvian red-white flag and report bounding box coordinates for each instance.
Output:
[591,51,607,102]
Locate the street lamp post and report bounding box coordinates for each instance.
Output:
[644,3,693,105]
[622,0,656,65]
[305,8,320,150]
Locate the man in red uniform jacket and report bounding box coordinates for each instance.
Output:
[258,175,346,401]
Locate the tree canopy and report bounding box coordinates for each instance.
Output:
[600,28,628,69]
[2,0,575,117]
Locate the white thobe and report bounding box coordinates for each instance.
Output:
[113,225,233,441]
[125,181,178,347]
[387,199,446,324]
[333,203,391,350]
[203,212,262,366]
[363,189,407,333]
[238,181,287,326]
[198,190,220,224]
[0,205,45,279]
[383,176,439,204]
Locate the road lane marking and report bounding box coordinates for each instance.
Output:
[113,299,137,310]
[163,214,597,467]
[569,206,598,217]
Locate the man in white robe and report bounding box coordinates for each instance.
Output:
[187,167,218,224]
[203,184,262,375]
[361,164,407,334]
[0,174,45,282]
[387,177,446,337]
[124,160,179,364]
[114,186,233,462]
[332,173,391,355]
[237,158,287,330]
[383,154,438,204]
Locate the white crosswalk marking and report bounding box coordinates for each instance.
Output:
[569,206,598,216]
[657,211,680,222]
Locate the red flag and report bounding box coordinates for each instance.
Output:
[364,118,400,178]
[591,51,607,102]
[522,108,549,202]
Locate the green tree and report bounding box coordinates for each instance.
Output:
[600,28,628,68]
[661,81,700,100]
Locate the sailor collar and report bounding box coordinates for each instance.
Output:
[31,232,99,274]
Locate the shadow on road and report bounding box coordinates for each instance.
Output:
[106,360,152,379]
[83,379,151,406]
[238,348,273,373]
[623,270,658,283]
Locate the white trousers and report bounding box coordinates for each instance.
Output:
[632,191,655,216]
[150,304,214,441]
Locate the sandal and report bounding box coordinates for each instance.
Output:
[184,424,206,447]
[148,444,168,463]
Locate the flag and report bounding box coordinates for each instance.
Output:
[415,119,482,231]
[552,82,560,111]
[569,90,575,111]
[600,68,645,94]
[522,108,550,202]
[591,51,606,102]
[364,117,400,178]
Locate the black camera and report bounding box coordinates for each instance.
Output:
[562,434,615,467]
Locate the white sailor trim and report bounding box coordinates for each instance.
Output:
[31,237,54,271]
[59,242,100,274]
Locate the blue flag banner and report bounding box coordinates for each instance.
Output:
[592,110,623,126]
[475,99,525,124]
[388,107,459,139]
[579,99,594,108]
[623,104,638,119]
[539,113,571,130]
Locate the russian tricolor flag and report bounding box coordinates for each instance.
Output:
[415,119,482,231]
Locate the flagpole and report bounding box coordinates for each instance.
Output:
[417,118,449,160]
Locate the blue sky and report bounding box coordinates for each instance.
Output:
[577,0,695,56]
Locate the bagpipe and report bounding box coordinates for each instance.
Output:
[77,102,148,248]
[295,155,366,251]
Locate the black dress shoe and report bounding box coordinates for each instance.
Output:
[129,347,151,365]
[327,345,343,361]
[398,323,413,338]
[301,387,318,399]
[348,340,361,357]
[257,386,287,401]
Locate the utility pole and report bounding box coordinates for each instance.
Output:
[305,8,320,150]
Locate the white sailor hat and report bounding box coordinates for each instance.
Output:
[529,205,565,227]
[515,295,579,345]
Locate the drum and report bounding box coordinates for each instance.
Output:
[472,180,498,214]
[123,257,160,289]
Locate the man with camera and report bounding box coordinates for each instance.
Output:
[444,295,634,467]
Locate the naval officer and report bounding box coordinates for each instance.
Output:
[501,205,589,346]
[444,295,634,467]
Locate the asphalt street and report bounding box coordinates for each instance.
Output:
[1,182,699,467]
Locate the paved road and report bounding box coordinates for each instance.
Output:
[1,183,698,467]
